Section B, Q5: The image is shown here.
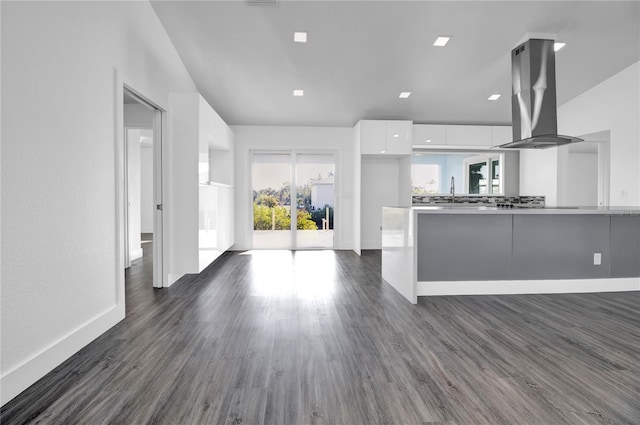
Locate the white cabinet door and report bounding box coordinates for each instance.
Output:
[198,97,215,183]
[446,125,492,146]
[491,126,513,146]
[413,124,446,146]
[217,186,234,252]
[360,120,388,154]
[386,120,412,154]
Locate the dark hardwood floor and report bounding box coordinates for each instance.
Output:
[2,240,639,424]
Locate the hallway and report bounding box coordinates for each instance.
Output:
[1,249,639,424]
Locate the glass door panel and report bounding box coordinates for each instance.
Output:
[468,161,488,194]
[490,159,500,194]
[295,154,335,249]
[252,153,292,249]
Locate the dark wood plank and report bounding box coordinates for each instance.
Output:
[2,246,639,424]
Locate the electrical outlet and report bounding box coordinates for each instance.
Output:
[593,253,602,266]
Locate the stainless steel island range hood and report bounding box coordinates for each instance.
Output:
[498,38,583,149]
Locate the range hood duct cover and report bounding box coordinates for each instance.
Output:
[499,38,583,149]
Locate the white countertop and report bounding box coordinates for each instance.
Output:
[384,206,640,215]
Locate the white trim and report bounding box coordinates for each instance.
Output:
[116,70,167,288]
[114,71,126,308]
[0,305,123,406]
[152,109,165,288]
[462,153,504,195]
[160,109,170,287]
[417,277,640,297]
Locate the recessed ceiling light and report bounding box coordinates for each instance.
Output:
[294,32,307,43]
[393,134,399,138]
[399,91,411,98]
[425,139,432,143]
[380,150,386,154]
[554,42,566,52]
[433,36,450,47]
[488,94,501,101]
[293,89,304,96]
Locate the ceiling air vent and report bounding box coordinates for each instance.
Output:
[247,0,277,5]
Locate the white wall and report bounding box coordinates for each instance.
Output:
[1,1,197,405]
[565,152,598,206]
[520,61,640,206]
[140,146,154,233]
[232,125,355,250]
[503,151,520,196]
[361,158,402,249]
[519,148,559,206]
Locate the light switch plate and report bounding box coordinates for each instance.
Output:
[593,253,602,265]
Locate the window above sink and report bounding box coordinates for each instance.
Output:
[412,150,507,196]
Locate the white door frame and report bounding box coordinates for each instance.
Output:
[557,131,610,207]
[115,74,167,293]
[249,149,338,250]
[462,153,504,195]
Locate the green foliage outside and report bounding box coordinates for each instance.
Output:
[253,174,334,231]
[296,209,318,230]
[253,204,291,230]
[253,204,320,230]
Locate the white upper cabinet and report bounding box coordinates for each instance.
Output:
[491,126,513,146]
[209,124,234,186]
[413,124,502,148]
[360,120,387,154]
[198,96,230,151]
[413,124,446,146]
[198,97,214,182]
[360,120,412,155]
[445,125,492,146]
[386,120,412,154]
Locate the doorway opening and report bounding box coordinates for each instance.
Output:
[122,88,164,288]
[251,151,336,249]
[558,130,610,207]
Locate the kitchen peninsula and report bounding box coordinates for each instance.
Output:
[382,206,640,303]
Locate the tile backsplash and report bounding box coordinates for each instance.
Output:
[413,195,545,206]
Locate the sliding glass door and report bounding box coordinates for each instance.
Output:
[252,152,335,249]
[252,153,292,249]
[295,154,334,249]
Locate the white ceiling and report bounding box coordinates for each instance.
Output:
[151,1,640,127]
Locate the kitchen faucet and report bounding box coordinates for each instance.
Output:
[450,176,455,203]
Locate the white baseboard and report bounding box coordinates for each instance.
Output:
[0,304,124,406]
[361,241,381,250]
[417,277,640,297]
[129,248,143,261]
